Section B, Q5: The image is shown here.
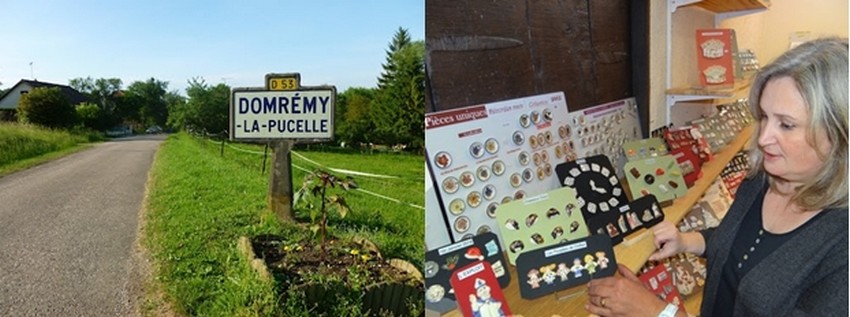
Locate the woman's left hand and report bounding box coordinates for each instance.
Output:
[585,264,668,317]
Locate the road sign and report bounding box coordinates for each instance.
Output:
[266,73,300,91]
[230,87,335,141]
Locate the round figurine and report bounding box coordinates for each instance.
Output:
[485,138,499,154]
[449,198,466,215]
[442,176,459,194]
[434,151,452,169]
[486,202,499,218]
[513,130,525,145]
[477,165,491,182]
[519,114,531,128]
[469,142,485,158]
[454,216,470,233]
[467,191,482,208]
[460,171,475,188]
[492,160,506,176]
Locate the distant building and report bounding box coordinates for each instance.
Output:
[0,79,87,111]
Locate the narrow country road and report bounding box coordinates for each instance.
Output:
[0,134,166,316]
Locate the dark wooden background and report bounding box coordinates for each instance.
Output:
[426,0,645,123]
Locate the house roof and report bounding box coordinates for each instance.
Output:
[0,79,88,106]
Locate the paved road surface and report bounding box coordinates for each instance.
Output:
[0,135,166,316]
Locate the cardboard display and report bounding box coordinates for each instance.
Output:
[621,138,669,161]
[515,234,617,299]
[670,147,702,187]
[425,232,511,313]
[560,98,643,176]
[663,125,712,163]
[494,186,590,265]
[425,92,571,243]
[696,29,736,86]
[638,263,686,311]
[450,261,513,317]
[624,155,688,203]
[554,155,629,243]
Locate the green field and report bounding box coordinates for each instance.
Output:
[143,133,424,316]
[0,122,101,176]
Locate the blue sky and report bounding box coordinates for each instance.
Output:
[0,1,424,95]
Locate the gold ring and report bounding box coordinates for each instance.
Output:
[600,297,607,307]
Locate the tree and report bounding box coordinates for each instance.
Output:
[164,90,186,131]
[76,102,110,130]
[370,28,425,151]
[17,87,77,128]
[69,77,123,114]
[377,27,412,89]
[170,77,229,134]
[125,78,169,127]
[336,87,377,146]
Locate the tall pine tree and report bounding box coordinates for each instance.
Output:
[371,28,425,151]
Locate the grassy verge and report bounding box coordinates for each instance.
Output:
[144,133,424,316]
[0,122,103,177]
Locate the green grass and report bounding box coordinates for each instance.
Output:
[144,133,424,316]
[0,122,102,177]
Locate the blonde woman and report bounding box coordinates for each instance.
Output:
[586,38,848,317]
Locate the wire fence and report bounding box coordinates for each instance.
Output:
[194,130,424,211]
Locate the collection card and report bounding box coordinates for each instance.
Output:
[668,253,707,299]
[495,186,589,265]
[515,234,617,299]
[670,147,702,187]
[424,232,511,314]
[638,264,686,311]
[554,155,628,242]
[623,155,688,203]
[696,29,735,86]
[621,138,669,161]
[663,125,712,164]
[450,261,513,317]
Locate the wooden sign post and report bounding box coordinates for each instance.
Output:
[229,73,336,222]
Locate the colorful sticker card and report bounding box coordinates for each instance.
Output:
[617,194,666,235]
[554,155,628,242]
[670,147,702,187]
[424,232,511,314]
[639,264,686,311]
[515,234,617,299]
[495,186,589,265]
[663,125,712,163]
[621,138,669,161]
[450,261,513,317]
[668,253,708,299]
[623,155,688,203]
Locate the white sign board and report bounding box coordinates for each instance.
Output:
[230,87,335,141]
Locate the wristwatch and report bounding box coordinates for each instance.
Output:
[658,303,678,317]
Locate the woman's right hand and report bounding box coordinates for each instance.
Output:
[648,221,684,261]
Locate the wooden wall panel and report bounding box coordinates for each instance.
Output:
[426,0,633,113]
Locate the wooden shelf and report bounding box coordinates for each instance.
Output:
[666,76,752,99]
[440,125,754,317]
[688,0,770,13]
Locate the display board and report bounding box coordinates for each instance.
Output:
[515,234,617,300]
[425,92,570,243]
[425,93,642,244]
[494,187,589,265]
[562,98,642,176]
[425,232,510,314]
